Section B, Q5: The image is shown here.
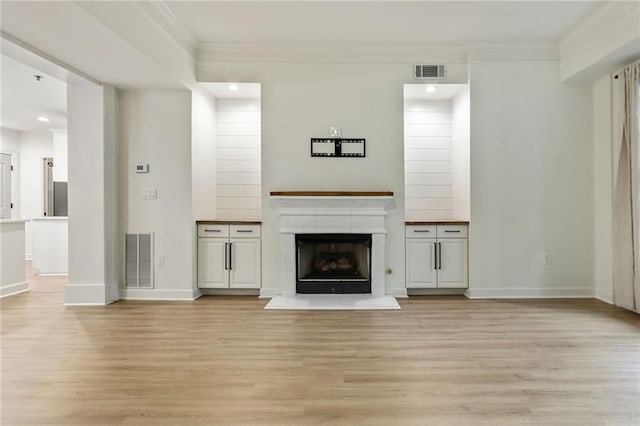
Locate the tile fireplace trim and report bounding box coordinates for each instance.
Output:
[272,192,393,298]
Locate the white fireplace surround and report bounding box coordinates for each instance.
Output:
[271,194,394,298]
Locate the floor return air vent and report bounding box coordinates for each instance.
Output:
[125,233,154,288]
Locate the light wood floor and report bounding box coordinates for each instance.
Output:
[2,264,639,425]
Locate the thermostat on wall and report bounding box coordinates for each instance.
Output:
[135,164,149,173]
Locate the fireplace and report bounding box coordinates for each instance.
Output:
[296,234,372,294]
[269,192,394,298]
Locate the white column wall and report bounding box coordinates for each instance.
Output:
[65,82,113,305]
[119,90,195,300]
[593,75,614,303]
[192,90,217,220]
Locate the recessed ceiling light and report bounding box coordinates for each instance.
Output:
[426,85,436,93]
[37,116,50,122]
[228,84,239,91]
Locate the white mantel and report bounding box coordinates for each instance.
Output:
[270,193,394,299]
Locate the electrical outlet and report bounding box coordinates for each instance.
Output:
[386,268,393,274]
[158,256,165,266]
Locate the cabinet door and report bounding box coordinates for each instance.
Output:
[229,238,261,289]
[438,239,468,288]
[198,238,229,288]
[405,238,437,288]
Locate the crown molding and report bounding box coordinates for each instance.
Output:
[467,42,559,61]
[558,1,638,55]
[134,1,197,62]
[198,43,468,64]
[558,1,640,80]
[198,42,563,64]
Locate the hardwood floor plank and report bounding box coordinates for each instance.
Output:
[1,263,639,425]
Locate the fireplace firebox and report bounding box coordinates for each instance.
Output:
[295,234,372,294]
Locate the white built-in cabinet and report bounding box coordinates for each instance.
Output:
[405,223,468,289]
[197,223,261,289]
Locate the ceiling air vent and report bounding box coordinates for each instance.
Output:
[414,64,446,80]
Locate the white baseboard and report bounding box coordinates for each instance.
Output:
[0,281,30,298]
[465,287,595,299]
[120,288,200,301]
[595,291,613,305]
[259,288,282,299]
[25,253,32,261]
[200,288,259,296]
[388,288,408,298]
[407,288,467,296]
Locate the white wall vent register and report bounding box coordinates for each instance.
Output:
[413,64,446,80]
[125,233,154,288]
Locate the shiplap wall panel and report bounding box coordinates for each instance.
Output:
[217,148,261,161]
[217,123,261,136]
[216,99,261,220]
[404,99,453,220]
[217,172,261,185]
[217,135,261,148]
[216,111,261,124]
[405,160,452,174]
[405,173,452,186]
[216,184,261,197]
[406,197,452,211]
[405,137,451,149]
[217,160,261,173]
[405,149,452,161]
[405,185,452,198]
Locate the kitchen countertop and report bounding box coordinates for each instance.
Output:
[405,220,469,225]
[196,220,262,225]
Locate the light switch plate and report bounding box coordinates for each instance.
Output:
[143,189,157,200]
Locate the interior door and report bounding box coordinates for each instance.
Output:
[0,153,12,219]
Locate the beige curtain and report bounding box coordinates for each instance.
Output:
[613,63,640,312]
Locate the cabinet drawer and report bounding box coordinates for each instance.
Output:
[230,224,261,238]
[436,224,467,238]
[198,224,230,238]
[406,225,437,238]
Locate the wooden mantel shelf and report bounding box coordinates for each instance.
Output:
[270,191,393,197]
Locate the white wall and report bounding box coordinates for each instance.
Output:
[192,90,217,220]
[468,60,594,298]
[51,130,68,182]
[18,130,53,259]
[119,90,195,299]
[0,128,20,154]
[451,87,470,221]
[593,75,613,303]
[215,98,261,220]
[404,99,453,220]
[0,127,20,219]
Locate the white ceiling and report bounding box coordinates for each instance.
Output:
[199,82,261,99]
[166,1,603,45]
[404,84,467,101]
[0,55,67,132]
